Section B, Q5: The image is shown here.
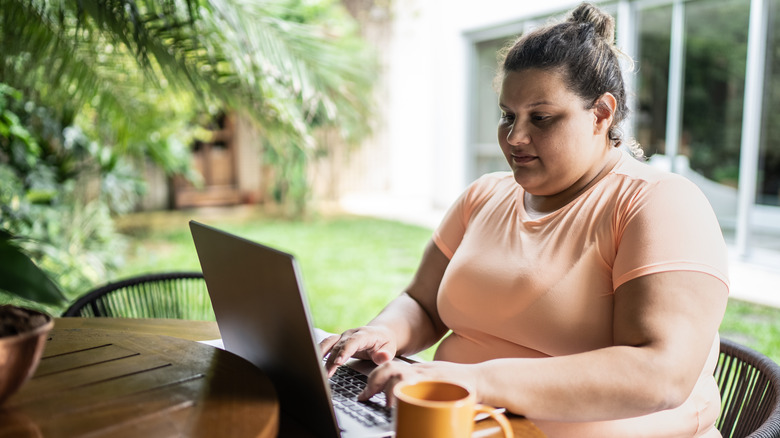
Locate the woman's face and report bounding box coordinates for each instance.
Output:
[497,68,613,198]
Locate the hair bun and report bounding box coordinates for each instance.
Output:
[567,2,615,43]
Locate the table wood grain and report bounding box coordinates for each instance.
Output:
[2,318,545,437]
[0,319,278,438]
[51,317,221,341]
[474,415,547,438]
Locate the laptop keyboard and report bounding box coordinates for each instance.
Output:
[329,366,392,427]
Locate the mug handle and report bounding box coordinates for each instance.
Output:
[474,404,514,438]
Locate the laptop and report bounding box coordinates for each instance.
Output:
[189,220,395,438]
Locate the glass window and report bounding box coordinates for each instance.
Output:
[635,4,673,157]
[472,37,512,179]
[681,0,750,188]
[758,0,780,206]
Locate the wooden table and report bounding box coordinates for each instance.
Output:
[1,318,545,437]
[0,318,278,438]
[474,414,546,438]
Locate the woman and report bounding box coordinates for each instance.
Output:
[320,3,729,437]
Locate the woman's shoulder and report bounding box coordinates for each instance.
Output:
[611,154,700,193]
[462,172,518,204]
[607,154,716,221]
[446,172,519,218]
[469,171,517,192]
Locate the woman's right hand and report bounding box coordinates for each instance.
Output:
[320,241,449,378]
[319,325,398,377]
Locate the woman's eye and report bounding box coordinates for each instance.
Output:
[500,112,515,121]
[532,114,550,122]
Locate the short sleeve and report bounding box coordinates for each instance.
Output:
[432,174,504,259]
[612,175,729,290]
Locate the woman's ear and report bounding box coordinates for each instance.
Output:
[592,93,617,135]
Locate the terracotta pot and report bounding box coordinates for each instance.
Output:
[0,306,53,405]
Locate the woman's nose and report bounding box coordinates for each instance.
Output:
[506,122,529,145]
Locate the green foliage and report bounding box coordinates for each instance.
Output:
[0,0,378,307]
[0,0,375,201]
[0,84,134,305]
[261,126,312,216]
[0,229,67,306]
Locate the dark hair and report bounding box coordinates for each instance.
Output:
[498,2,640,154]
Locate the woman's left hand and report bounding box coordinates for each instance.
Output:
[359,360,478,406]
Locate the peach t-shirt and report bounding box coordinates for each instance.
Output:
[432,152,729,438]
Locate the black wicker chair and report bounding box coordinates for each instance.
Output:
[715,337,780,438]
[62,272,214,320]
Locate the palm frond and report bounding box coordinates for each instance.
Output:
[1,0,377,171]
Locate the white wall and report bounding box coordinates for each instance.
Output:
[372,0,583,213]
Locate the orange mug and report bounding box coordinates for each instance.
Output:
[393,380,514,438]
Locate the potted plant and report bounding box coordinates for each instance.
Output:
[0,229,67,404]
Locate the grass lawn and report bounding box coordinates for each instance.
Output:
[116,210,432,338]
[114,208,780,364]
[718,299,780,362]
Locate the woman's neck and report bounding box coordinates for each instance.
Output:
[524,148,622,219]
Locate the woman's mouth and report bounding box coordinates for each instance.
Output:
[511,153,537,164]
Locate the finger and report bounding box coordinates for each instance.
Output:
[319,335,340,358]
[384,376,408,408]
[324,332,367,376]
[369,344,394,365]
[358,362,408,402]
[324,330,390,376]
[324,345,348,377]
[321,336,348,377]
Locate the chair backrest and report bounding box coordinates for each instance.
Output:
[715,337,780,438]
[62,272,214,320]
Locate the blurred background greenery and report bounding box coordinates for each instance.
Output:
[116,210,430,334]
[1,0,375,308]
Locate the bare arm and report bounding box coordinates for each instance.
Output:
[362,270,728,421]
[321,239,450,374]
[473,271,727,420]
